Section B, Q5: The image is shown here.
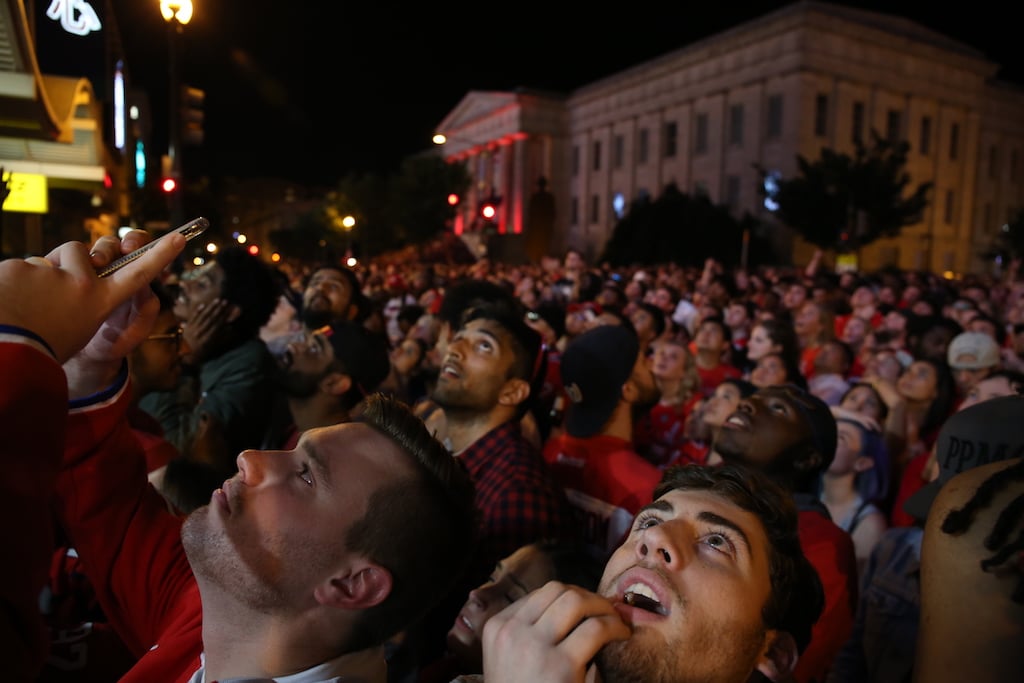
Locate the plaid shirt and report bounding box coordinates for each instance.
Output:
[458,419,569,585]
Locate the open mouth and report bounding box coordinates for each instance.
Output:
[623,583,667,616]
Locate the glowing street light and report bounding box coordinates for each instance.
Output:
[432,133,447,145]
[160,0,193,24]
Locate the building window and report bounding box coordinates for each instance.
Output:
[729,104,744,146]
[638,128,649,164]
[572,145,580,177]
[613,135,624,169]
[944,189,955,224]
[852,101,864,144]
[590,194,600,224]
[592,141,602,171]
[664,121,678,158]
[1012,149,1019,182]
[814,95,828,137]
[919,116,931,155]
[570,196,578,225]
[725,175,741,209]
[767,95,783,140]
[989,146,998,178]
[983,203,992,231]
[949,123,959,161]
[887,110,902,143]
[695,114,709,155]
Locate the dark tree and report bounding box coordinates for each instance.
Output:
[758,132,932,253]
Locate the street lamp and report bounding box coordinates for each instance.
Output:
[160,0,193,227]
[342,215,355,257]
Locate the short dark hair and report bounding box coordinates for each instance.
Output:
[216,246,281,339]
[304,265,370,324]
[637,301,667,338]
[345,393,477,650]
[462,299,546,419]
[437,278,516,329]
[654,464,824,654]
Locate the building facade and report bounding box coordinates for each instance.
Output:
[434,1,1024,274]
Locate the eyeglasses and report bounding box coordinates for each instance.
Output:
[146,326,184,348]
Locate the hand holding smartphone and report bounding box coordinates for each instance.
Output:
[97,216,209,278]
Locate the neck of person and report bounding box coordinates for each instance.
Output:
[820,470,858,507]
[199,588,354,681]
[445,405,517,454]
[656,378,686,406]
[600,400,635,441]
[695,348,721,369]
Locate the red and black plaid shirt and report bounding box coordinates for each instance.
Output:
[457,419,569,584]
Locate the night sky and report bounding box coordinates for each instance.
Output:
[109,0,1014,186]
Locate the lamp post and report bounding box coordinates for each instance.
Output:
[160,1,193,227]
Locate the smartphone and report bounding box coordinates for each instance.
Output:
[97,217,209,278]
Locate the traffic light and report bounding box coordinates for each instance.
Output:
[161,177,178,193]
[181,85,205,146]
[447,193,459,206]
[479,194,500,220]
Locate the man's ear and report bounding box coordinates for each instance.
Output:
[754,630,799,682]
[498,377,530,408]
[320,371,353,397]
[314,561,393,610]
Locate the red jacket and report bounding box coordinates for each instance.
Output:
[0,333,67,680]
[0,333,198,681]
[794,507,858,683]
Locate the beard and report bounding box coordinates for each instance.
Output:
[181,508,286,613]
[278,367,321,398]
[593,620,768,683]
[301,301,334,330]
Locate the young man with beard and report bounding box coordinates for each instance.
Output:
[713,384,858,683]
[267,320,391,450]
[1,232,478,683]
[300,264,369,331]
[413,297,571,670]
[478,463,825,683]
[542,323,664,561]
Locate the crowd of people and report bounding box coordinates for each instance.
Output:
[2,231,1022,683]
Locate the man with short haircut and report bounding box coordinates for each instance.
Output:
[267,320,392,450]
[1,233,477,683]
[301,264,369,331]
[480,463,825,683]
[714,384,858,683]
[420,297,570,664]
[543,324,663,560]
[693,315,742,398]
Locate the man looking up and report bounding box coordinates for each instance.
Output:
[300,264,369,331]
[480,463,825,683]
[713,384,858,683]
[2,229,479,683]
[418,297,569,666]
[266,320,391,450]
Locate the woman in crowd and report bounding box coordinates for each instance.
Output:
[634,337,703,468]
[750,351,808,391]
[742,316,801,380]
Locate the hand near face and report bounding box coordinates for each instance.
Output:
[481,581,631,683]
[56,231,185,397]
[181,298,232,365]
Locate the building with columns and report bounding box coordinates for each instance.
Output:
[433,1,1024,274]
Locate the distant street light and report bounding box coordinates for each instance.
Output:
[161,0,193,228]
[432,134,447,145]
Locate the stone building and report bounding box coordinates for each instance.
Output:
[433,1,1024,273]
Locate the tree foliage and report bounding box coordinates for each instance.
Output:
[600,183,756,267]
[269,154,470,261]
[757,132,932,252]
[984,207,1024,262]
